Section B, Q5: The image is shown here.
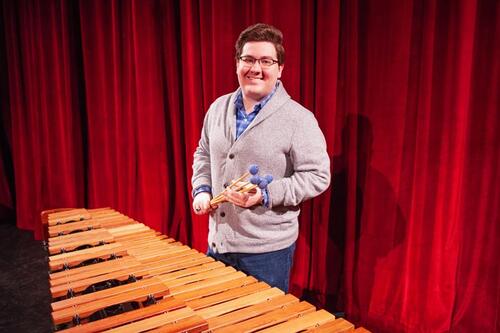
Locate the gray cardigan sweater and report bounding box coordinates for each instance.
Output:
[192,82,330,253]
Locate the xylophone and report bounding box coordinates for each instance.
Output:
[43,207,370,332]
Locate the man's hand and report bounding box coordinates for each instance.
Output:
[223,186,263,208]
[193,192,217,215]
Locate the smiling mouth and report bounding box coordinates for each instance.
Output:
[246,76,263,80]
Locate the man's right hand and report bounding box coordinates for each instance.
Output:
[192,192,216,215]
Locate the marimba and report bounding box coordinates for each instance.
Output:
[43,207,370,332]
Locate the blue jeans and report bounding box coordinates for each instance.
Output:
[207,242,296,293]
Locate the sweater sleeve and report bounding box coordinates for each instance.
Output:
[267,111,331,207]
[192,110,212,191]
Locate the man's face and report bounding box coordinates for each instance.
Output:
[236,41,284,102]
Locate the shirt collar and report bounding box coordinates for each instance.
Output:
[234,82,279,114]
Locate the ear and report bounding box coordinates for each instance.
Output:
[277,64,284,79]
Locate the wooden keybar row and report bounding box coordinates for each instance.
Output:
[43,208,370,332]
[44,208,136,238]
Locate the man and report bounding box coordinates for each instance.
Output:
[191,23,330,292]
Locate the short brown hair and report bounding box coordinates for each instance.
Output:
[235,23,285,65]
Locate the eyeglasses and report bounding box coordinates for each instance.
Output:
[239,56,279,68]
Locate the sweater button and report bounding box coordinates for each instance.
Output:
[220,212,226,217]
[228,153,235,159]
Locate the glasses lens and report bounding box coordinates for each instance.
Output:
[240,56,255,65]
[260,59,274,67]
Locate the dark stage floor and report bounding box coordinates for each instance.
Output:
[0,222,52,333]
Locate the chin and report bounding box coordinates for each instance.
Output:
[245,85,271,98]
[246,91,266,101]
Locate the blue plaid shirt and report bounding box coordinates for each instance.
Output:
[192,85,277,207]
[234,86,276,139]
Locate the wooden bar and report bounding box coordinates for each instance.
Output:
[206,293,299,330]
[306,317,355,332]
[52,277,167,312]
[52,282,170,325]
[213,300,316,333]
[59,298,186,333]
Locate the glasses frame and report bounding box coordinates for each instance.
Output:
[238,56,279,68]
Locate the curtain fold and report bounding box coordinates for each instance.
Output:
[1,0,498,331]
[2,0,85,237]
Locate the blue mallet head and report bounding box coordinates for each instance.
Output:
[264,174,273,184]
[258,179,269,189]
[250,175,261,185]
[249,164,259,175]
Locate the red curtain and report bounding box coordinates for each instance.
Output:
[1,0,498,332]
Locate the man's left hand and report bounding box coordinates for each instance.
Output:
[223,187,263,208]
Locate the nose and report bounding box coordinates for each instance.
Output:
[249,60,262,71]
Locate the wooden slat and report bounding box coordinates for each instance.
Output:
[48,209,88,219]
[49,228,111,245]
[90,213,131,222]
[58,297,186,333]
[147,258,226,284]
[52,277,166,312]
[159,266,237,289]
[147,314,208,333]
[48,219,103,237]
[97,218,136,228]
[111,230,159,243]
[103,307,197,333]
[107,223,151,237]
[186,281,270,310]
[50,257,141,286]
[87,207,115,214]
[195,288,284,320]
[206,293,299,331]
[50,265,148,298]
[176,276,258,302]
[168,271,247,296]
[214,300,315,333]
[48,209,91,226]
[138,247,198,263]
[125,241,179,256]
[49,243,126,271]
[48,231,115,255]
[257,309,336,333]
[143,252,211,271]
[121,240,174,252]
[52,282,170,325]
[306,317,355,332]
[49,242,123,262]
